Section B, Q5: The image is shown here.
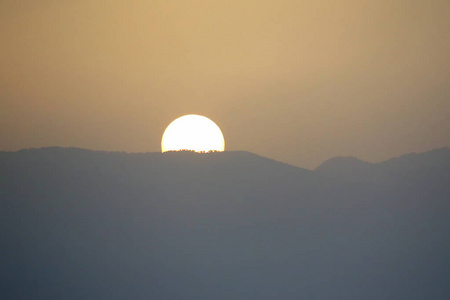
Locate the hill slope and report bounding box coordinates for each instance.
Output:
[1,147,449,299]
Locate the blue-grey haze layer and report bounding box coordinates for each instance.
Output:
[1,147,449,299]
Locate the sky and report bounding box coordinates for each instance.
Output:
[1,0,449,169]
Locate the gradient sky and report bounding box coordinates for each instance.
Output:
[1,0,449,169]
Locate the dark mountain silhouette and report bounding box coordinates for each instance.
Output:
[1,147,449,299]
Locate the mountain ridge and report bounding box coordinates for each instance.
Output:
[316,147,450,177]
[4,145,450,172]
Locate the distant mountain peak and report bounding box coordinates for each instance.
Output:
[315,156,372,174]
[378,147,450,169]
[314,147,450,177]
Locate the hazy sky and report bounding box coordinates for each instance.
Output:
[1,0,449,169]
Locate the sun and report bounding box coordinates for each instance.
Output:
[161,115,225,153]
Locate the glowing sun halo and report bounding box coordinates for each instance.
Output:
[161,115,225,153]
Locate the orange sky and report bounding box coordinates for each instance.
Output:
[1,0,449,168]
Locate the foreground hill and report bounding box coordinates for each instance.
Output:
[1,147,449,299]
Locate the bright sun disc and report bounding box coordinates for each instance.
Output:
[161,115,225,153]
